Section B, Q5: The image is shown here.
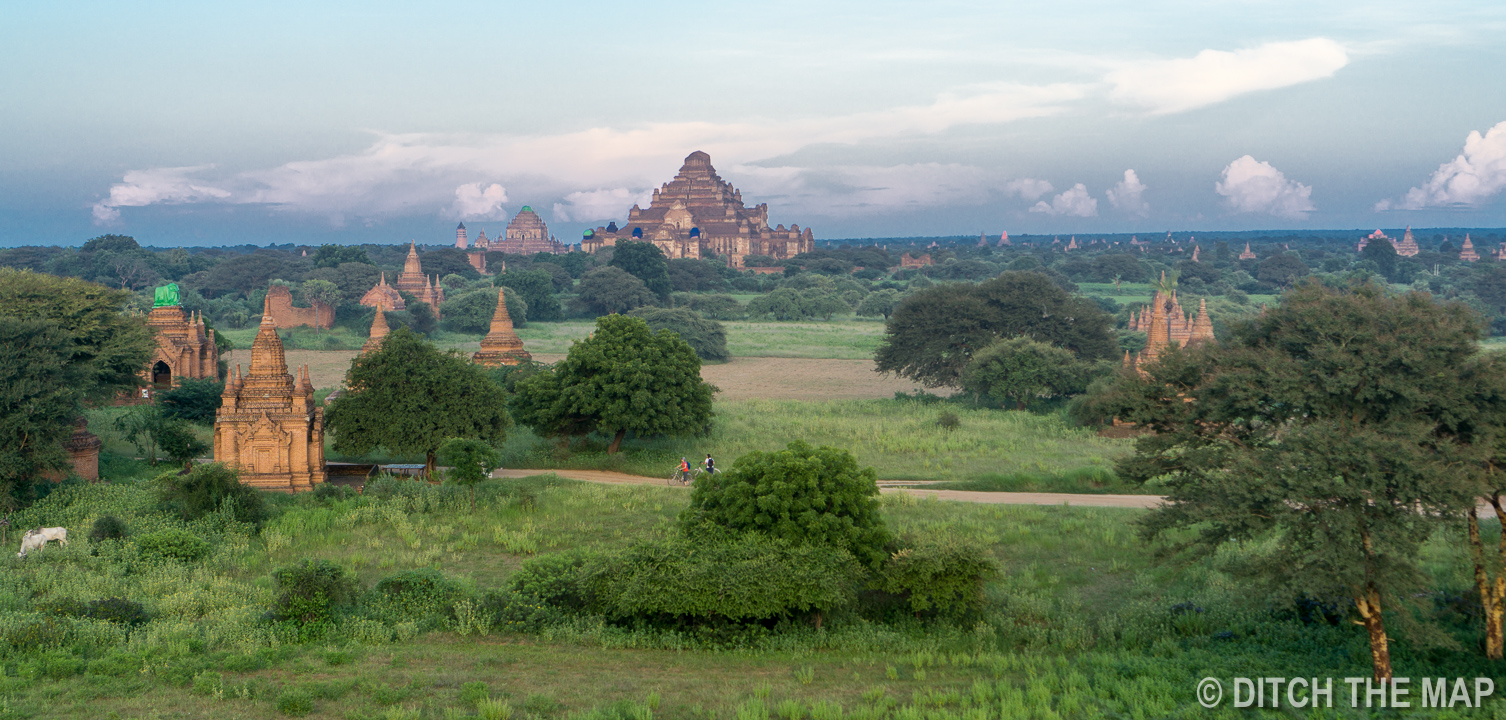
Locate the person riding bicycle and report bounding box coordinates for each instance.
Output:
[704,454,716,474]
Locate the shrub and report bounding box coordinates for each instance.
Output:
[277,687,314,716]
[310,483,352,502]
[85,597,151,627]
[681,441,890,568]
[88,515,128,543]
[157,378,224,425]
[137,529,211,563]
[154,462,267,528]
[627,307,729,361]
[270,560,358,641]
[585,534,861,624]
[366,568,466,629]
[672,293,745,320]
[936,412,961,431]
[873,536,997,618]
[508,550,596,612]
[480,590,569,634]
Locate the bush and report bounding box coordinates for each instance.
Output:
[88,515,128,543]
[85,597,151,627]
[627,307,729,361]
[672,293,746,320]
[137,529,211,563]
[156,378,224,425]
[508,550,595,611]
[155,462,267,528]
[310,483,352,502]
[277,687,314,716]
[480,590,570,634]
[270,560,358,641]
[936,412,961,431]
[585,534,861,624]
[681,441,890,569]
[366,568,466,629]
[874,536,997,618]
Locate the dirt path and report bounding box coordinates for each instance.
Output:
[494,468,1164,509]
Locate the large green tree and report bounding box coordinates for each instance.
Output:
[1108,282,1483,682]
[609,241,673,299]
[325,327,510,474]
[875,271,1115,388]
[0,268,154,403]
[510,315,714,454]
[0,318,90,505]
[960,337,1092,410]
[576,266,656,316]
[627,307,728,361]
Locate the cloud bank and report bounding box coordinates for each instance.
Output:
[1216,155,1315,219]
[1106,169,1149,217]
[449,183,508,220]
[1107,38,1348,115]
[1379,120,1506,210]
[1031,184,1098,217]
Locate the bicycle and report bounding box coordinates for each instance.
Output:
[667,467,695,486]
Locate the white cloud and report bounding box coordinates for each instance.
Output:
[1215,155,1315,219]
[86,83,1086,226]
[1106,38,1349,115]
[1003,178,1053,201]
[1384,120,1506,210]
[729,163,1001,218]
[553,188,653,223]
[449,183,508,220]
[1106,169,1149,217]
[91,165,231,225]
[1030,183,1098,217]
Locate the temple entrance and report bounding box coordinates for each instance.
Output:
[152,361,172,388]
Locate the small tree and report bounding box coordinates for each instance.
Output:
[681,441,890,569]
[856,289,902,320]
[627,307,728,361]
[577,267,656,315]
[609,240,673,299]
[300,279,343,336]
[960,337,1092,410]
[156,420,209,471]
[157,378,223,425]
[438,437,500,512]
[325,327,510,475]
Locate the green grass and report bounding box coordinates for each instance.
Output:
[431,318,888,359]
[917,467,1142,494]
[493,398,1136,489]
[219,326,368,352]
[1,472,1496,719]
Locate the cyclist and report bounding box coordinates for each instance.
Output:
[678,457,692,483]
[704,454,716,474]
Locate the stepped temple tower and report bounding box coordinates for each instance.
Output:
[362,306,390,354]
[213,296,325,492]
[1238,243,1256,260]
[1126,277,1215,371]
[1394,227,1421,256]
[144,283,219,391]
[582,151,815,268]
[359,272,406,312]
[502,207,564,254]
[394,241,446,312]
[472,289,531,367]
[1460,234,1480,262]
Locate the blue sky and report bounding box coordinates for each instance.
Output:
[3,0,1505,246]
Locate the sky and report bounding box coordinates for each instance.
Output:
[2,0,1505,247]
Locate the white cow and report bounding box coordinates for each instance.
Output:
[17,527,67,558]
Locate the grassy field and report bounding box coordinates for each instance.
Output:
[1,470,1494,719]
[482,399,1136,490]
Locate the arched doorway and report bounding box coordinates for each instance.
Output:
[152,361,172,388]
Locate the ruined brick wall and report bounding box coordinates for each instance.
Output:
[266,285,333,330]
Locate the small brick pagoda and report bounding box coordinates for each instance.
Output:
[472,288,531,367]
[213,295,326,491]
[362,306,390,354]
[359,272,406,312]
[394,241,445,313]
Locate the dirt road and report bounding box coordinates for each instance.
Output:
[493,468,1163,509]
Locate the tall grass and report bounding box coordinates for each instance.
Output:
[497,398,1133,488]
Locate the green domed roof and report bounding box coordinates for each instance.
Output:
[520,205,532,212]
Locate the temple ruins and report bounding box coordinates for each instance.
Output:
[472,288,531,367]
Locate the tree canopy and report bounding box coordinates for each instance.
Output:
[680,441,890,569]
[627,307,729,361]
[325,327,511,474]
[1107,282,1486,681]
[510,315,715,453]
[494,269,561,320]
[576,266,656,316]
[875,271,1115,388]
[609,241,672,299]
[960,337,1093,410]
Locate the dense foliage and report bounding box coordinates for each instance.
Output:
[627,306,729,361]
[960,337,1094,409]
[326,328,511,472]
[154,463,268,528]
[511,315,715,453]
[609,240,673,299]
[682,441,890,568]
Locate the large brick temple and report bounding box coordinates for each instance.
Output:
[359,241,445,315]
[457,207,567,256]
[581,151,814,268]
[144,286,219,392]
[213,295,326,491]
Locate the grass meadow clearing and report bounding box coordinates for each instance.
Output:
[0,471,1496,719]
[482,399,1136,490]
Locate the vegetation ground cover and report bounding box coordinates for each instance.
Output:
[1,472,1496,719]
[487,399,1133,488]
